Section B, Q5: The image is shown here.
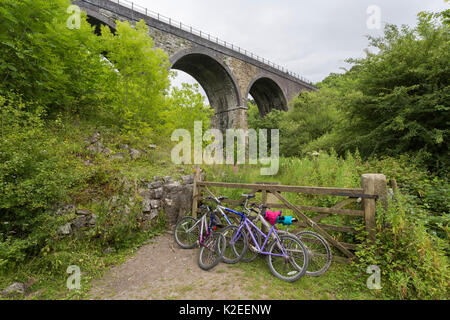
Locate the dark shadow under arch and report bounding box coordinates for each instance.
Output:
[247,76,287,117]
[171,50,242,131]
[84,9,116,35]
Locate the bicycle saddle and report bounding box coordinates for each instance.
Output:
[241,194,255,199]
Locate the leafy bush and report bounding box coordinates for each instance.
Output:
[355,195,449,299]
[342,10,450,172]
[248,9,449,173]
[161,83,213,136]
[100,19,171,135]
[247,100,285,132]
[356,156,449,245]
[0,0,112,115]
[0,95,89,268]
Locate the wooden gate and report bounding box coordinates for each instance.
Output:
[192,172,388,263]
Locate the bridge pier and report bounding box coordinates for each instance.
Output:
[212,107,248,131]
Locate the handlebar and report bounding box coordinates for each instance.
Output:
[204,196,228,204]
[249,202,267,209]
[198,204,211,211]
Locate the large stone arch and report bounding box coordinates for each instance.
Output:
[246,75,288,117]
[76,0,316,130]
[170,48,242,131]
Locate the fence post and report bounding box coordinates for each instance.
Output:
[192,166,202,218]
[361,174,387,242]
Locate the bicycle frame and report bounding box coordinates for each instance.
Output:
[217,205,245,224]
[226,207,289,258]
[186,204,242,245]
[198,212,215,244]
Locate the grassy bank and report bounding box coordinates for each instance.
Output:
[0,115,178,299]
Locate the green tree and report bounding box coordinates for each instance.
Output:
[280,85,345,157]
[342,9,450,171]
[247,100,285,131]
[100,19,171,135]
[162,83,213,136]
[0,0,109,115]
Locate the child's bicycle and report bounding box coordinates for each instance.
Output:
[173,200,227,271]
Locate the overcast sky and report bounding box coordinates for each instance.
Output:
[130,0,448,88]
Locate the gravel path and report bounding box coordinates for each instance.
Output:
[88,232,264,300]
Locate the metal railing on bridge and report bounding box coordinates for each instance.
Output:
[84,0,314,86]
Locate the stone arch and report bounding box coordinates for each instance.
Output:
[170,48,242,131]
[246,75,288,117]
[84,9,117,35]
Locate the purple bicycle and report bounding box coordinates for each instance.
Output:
[225,202,309,282]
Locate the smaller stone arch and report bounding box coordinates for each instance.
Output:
[83,7,117,35]
[246,75,288,117]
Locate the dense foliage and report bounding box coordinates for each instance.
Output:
[203,152,449,299]
[0,0,211,136]
[246,8,450,299]
[356,195,449,299]
[0,0,108,115]
[0,0,210,278]
[249,9,450,173]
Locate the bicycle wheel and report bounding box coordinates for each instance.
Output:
[221,225,248,264]
[241,227,262,263]
[198,232,226,271]
[296,231,332,276]
[174,216,200,249]
[267,235,309,282]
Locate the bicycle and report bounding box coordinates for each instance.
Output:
[225,201,310,282]
[203,195,248,265]
[173,201,227,271]
[233,194,332,276]
[174,197,230,250]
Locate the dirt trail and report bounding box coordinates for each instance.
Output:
[88,232,265,300]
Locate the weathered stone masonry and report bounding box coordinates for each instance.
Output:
[74,0,317,131]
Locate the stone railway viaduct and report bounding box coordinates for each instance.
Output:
[74,0,316,131]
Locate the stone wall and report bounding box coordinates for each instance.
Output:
[140,175,195,226]
[57,174,195,238]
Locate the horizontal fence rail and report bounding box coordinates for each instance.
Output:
[195,181,378,199]
[79,0,313,85]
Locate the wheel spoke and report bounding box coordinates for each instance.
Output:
[267,235,308,282]
[296,231,332,276]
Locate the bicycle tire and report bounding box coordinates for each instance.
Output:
[241,227,262,263]
[296,231,332,276]
[174,216,200,249]
[198,232,226,271]
[267,235,309,282]
[221,225,248,264]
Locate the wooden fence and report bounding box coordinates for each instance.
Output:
[192,171,388,263]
